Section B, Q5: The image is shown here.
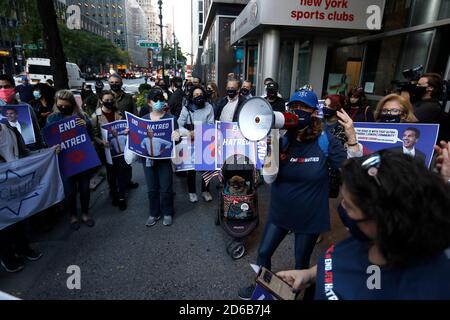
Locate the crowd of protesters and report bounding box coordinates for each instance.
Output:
[1,70,449,300]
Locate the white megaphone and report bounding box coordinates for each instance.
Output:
[237,97,298,141]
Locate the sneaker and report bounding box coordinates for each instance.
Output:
[238,284,256,300]
[202,191,213,202]
[17,248,43,261]
[128,181,139,189]
[118,199,127,211]
[0,257,25,273]
[163,215,173,226]
[189,193,198,203]
[145,215,160,227]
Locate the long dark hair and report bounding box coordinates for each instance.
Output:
[342,150,450,267]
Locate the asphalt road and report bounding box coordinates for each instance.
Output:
[0,161,348,300]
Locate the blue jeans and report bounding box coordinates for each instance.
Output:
[256,221,319,270]
[62,170,91,217]
[142,160,174,217]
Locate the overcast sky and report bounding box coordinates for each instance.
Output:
[156,0,192,55]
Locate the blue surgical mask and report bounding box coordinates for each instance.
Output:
[379,114,401,123]
[293,109,312,130]
[152,100,165,112]
[337,204,372,243]
[33,91,41,100]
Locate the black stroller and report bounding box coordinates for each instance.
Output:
[215,155,259,260]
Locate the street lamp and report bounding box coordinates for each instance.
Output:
[157,0,165,80]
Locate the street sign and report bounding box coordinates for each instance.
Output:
[138,41,159,48]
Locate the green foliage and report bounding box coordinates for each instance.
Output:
[138,83,152,94]
[136,90,150,110]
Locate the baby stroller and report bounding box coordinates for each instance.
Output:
[215,155,259,260]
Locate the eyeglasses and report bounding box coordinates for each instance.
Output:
[381,109,402,115]
[152,96,165,103]
[361,153,382,187]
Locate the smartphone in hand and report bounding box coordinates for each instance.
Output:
[255,267,297,300]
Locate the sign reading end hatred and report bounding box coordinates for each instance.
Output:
[43,116,101,177]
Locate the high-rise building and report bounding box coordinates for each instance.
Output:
[66,0,128,50]
[136,0,160,43]
[125,0,148,67]
[191,0,205,77]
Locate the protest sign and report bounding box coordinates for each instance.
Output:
[126,112,175,159]
[0,148,65,230]
[215,121,266,170]
[194,123,216,171]
[0,104,36,145]
[172,137,195,172]
[101,120,128,165]
[354,122,439,167]
[43,116,101,177]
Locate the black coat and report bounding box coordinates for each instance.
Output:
[268,97,286,112]
[168,88,184,119]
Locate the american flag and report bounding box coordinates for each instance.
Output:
[202,170,221,186]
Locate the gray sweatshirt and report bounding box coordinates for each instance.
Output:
[177,102,215,136]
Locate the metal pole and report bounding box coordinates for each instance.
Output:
[158,0,164,80]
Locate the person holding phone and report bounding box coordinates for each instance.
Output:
[277,150,450,299]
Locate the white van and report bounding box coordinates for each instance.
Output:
[26,58,85,89]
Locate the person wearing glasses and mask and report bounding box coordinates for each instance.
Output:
[238,89,361,300]
[215,79,246,122]
[46,90,96,230]
[178,85,215,203]
[374,94,418,123]
[206,81,220,109]
[277,150,450,300]
[141,87,181,228]
[91,90,129,211]
[240,80,253,100]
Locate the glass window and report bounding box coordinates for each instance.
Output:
[277,40,295,98]
[246,45,258,90]
[295,41,312,91]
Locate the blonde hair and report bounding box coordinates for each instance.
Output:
[374,94,417,123]
[53,89,84,116]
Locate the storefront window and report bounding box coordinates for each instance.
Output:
[278,40,295,99]
[246,45,258,90]
[295,41,312,92]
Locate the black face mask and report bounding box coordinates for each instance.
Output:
[227,89,238,99]
[193,95,205,108]
[57,106,74,115]
[240,88,250,96]
[103,101,114,109]
[293,110,312,130]
[110,84,122,92]
[414,86,428,99]
[323,107,337,119]
[337,204,372,243]
[379,114,402,123]
[206,89,213,97]
[267,92,277,100]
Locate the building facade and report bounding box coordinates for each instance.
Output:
[67,0,128,50]
[191,0,205,78]
[136,0,160,43]
[230,0,450,101]
[125,0,148,67]
[200,0,248,95]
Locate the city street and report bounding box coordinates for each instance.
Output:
[86,78,149,94]
[0,163,346,300]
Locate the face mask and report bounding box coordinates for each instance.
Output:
[57,106,74,115]
[379,114,401,123]
[337,204,372,242]
[152,100,165,112]
[227,89,238,99]
[350,98,359,105]
[415,86,427,98]
[267,92,277,100]
[322,107,336,119]
[103,101,114,109]
[193,95,205,108]
[293,109,312,130]
[240,88,250,96]
[206,89,213,97]
[110,84,122,92]
[0,88,16,103]
[33,91,41,100]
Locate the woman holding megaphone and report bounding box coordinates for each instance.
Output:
[238,89,362,300]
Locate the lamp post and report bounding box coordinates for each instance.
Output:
[157,0,164,80]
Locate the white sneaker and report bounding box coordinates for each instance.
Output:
[202,191,213,202]
[189,193,198,203]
